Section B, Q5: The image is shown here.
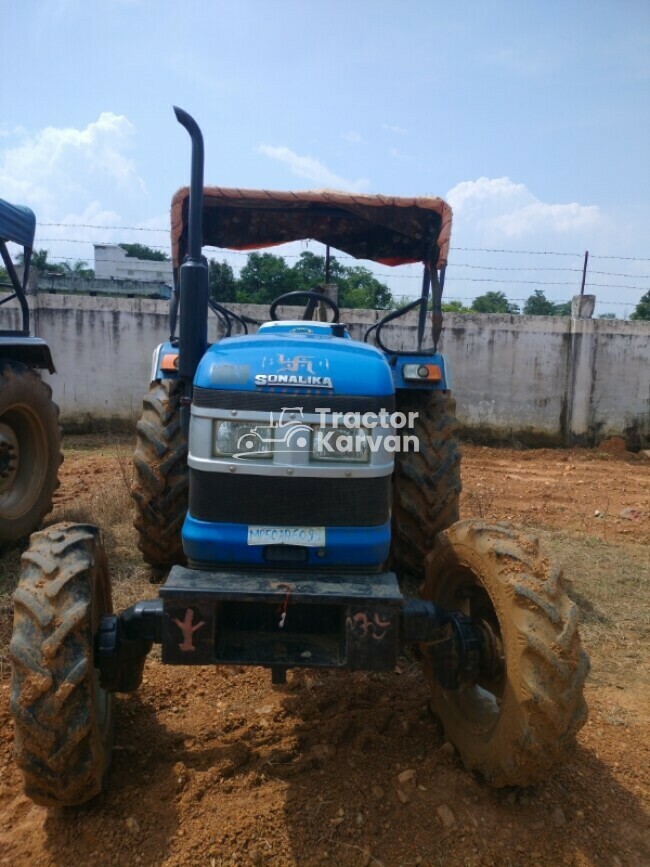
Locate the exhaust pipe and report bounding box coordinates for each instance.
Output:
[173,107,209,430]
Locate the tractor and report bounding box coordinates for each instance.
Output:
[0,199,61,545]
[10,109,589,807]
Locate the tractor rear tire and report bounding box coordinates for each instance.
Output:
[0,363,62,545]
[10,523,115,806]
[391,390,461,580]
[420,520,589,787]
[131,379,188,577]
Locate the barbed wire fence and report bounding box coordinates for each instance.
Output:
[18,222,650,315]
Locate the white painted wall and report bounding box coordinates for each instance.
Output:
[93,245,173,283]
[0,294,648,445]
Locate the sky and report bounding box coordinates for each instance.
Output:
[2,0,649,315]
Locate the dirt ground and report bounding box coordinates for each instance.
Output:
[0,437,648,867]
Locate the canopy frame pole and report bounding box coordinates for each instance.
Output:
[416,264,431,351]
[0,241,30,335]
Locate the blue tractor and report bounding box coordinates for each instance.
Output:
[10,109,588,807]
[0,200,61,544]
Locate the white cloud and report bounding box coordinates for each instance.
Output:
[0,124,26,139]
[0,113,143,216]
[258,144,369,192]
[446,177,600,238]
[341,131,361,143]
[382,123,408,135]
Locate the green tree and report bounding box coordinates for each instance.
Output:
[597,312,617,320]
[292,251,331,289]
[523,290,571,316]
[553,301,572,316]
[119,243,169,261]
[291,251,392,309]
[237,253,296,304]
[442,299,471,313]
[631,291,650,321]
[524,290,555,315]
[17,249,65,274]
[338,265,393,309]
[63,259,94,278]
[208,259,237,302]
[472,291,520,314]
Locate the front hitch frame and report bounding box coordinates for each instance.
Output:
[96,569,492,694]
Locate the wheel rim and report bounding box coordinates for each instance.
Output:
[0,422,19,495]
[426,565,506,735]
[0,405,48,520]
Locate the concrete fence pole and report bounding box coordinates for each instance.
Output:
[566,295,597,444]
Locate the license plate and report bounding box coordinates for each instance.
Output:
[247,526,326,547]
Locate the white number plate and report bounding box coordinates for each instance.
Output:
[247,526,326,547]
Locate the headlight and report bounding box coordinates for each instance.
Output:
[312,426,370,463]
[214,421,273,458]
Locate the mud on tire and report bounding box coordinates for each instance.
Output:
[391,390,461,579]
[420,519,589,787]
[0,362,62,545]
[10,523,115,807]
[131,379,188,575]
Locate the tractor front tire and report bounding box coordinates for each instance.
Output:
[0,362,62,545]
[420,520,589,787]
[391,390,461,580]
[10,523,115,806]
[132,379,188,577]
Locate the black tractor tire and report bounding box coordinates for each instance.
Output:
[391,390,461,580]
[10,522,115,806]
[0,362,62,545]
[420,520,590,787]
[131,379,188,577]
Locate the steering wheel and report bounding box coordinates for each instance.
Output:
[269,290,340,323]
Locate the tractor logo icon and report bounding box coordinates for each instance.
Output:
[276,354,316,375]
[234,407,311,459]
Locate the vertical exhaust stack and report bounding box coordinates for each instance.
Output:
[173,107,209,431]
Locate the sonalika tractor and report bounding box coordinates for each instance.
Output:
[10,109,589,808]
[0,200,61,545]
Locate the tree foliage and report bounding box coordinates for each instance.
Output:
[631,290,650,321]
[63,260,94,278]
[442,300,471,313]
[523,290,571,316]
[209,250,395,309]
[472,291,520,314]
[208,259,237,303]
[238,253,298,304]
[120,243,169,262]
[17,249,66,274]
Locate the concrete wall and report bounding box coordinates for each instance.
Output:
[0,293,648,446]
[35,272,173,299]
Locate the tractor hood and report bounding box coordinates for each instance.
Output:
[171,187,452,271]
[194,330,394,398]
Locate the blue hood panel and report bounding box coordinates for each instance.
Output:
[195,330,394,398]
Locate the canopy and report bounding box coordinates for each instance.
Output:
[0,198,36,249]
[170,187,452,270]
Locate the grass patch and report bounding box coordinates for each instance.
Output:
[540,529,650,688]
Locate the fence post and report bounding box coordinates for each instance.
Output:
[565,294,597,444]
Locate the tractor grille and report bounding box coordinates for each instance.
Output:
[189,469,391,527]
[193,388,395,414]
